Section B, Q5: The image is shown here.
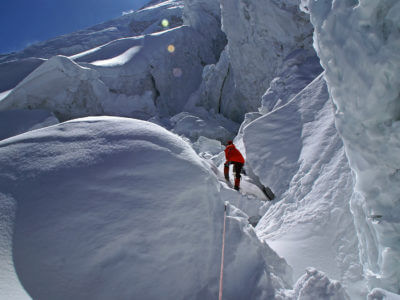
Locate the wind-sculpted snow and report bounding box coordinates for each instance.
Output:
[0,56,109,121]
[170,112,234,142]
[260,49,323,113]
[0,0,184,98]
[244,75,365,298]
[302,0,400,294]
[0,1,184,64]
[0,117,293,299]
[292,268,350,300]
[0,58,45,93]
[0,23,219,120]
[244,75,328,196]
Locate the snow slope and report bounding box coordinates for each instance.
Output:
[243,75,366,298]
[0,117,292,300]
[0,10,223,121]
[302,0,400,294]
[0,1,184,96]
[0,56,109,121]
[0,0,184,64]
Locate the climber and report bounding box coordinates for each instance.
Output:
[224,141,245,190]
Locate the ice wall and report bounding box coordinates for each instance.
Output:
[244,75,365,298]
[301,0,400,293]
[220,0,314,112]
[183,0,226,59]
[187,0,318,122]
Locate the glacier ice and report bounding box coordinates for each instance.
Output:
[220,0,314,112]
[303,0,400,293]
[244,75,365,298]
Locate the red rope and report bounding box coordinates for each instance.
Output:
[218,204,227,300]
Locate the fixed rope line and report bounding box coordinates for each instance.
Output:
[218,203,228,300]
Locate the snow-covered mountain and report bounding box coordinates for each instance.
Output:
[1,0,399,299]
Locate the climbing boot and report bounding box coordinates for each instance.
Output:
[234,178,240,190]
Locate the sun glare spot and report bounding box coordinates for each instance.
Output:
[173,68,183,78]
[167,44,175,53]
[161,19,169,28]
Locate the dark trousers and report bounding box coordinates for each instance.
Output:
[232,162,243,179]
[224,161,243,179]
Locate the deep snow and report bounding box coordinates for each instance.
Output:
[244,75,366,298]
[0,117,292,299]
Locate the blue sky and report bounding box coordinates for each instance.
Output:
[0,0,149,54]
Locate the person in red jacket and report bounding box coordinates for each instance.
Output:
[224,141,245,190]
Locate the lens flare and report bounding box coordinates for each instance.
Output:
[167,44,175,53]
[173,68,183,78]
[161,19,169,28]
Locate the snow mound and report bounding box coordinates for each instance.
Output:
[293,268,349,300]
[0,109,59,141]
[0,117,292,299]
[0,55,108,120]
[170,112,234,142]
[368,288,400,300]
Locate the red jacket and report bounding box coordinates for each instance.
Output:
[224,144,245,163]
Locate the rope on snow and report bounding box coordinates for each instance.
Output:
[218,203,228,300]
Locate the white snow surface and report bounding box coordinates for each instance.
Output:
[0,22,220,120]
[1,0,399,298]
[243,75,366,298]
[301,0,400,294]
[0,117,292,300]
[0,55,108,120]
[260,48,323,114]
